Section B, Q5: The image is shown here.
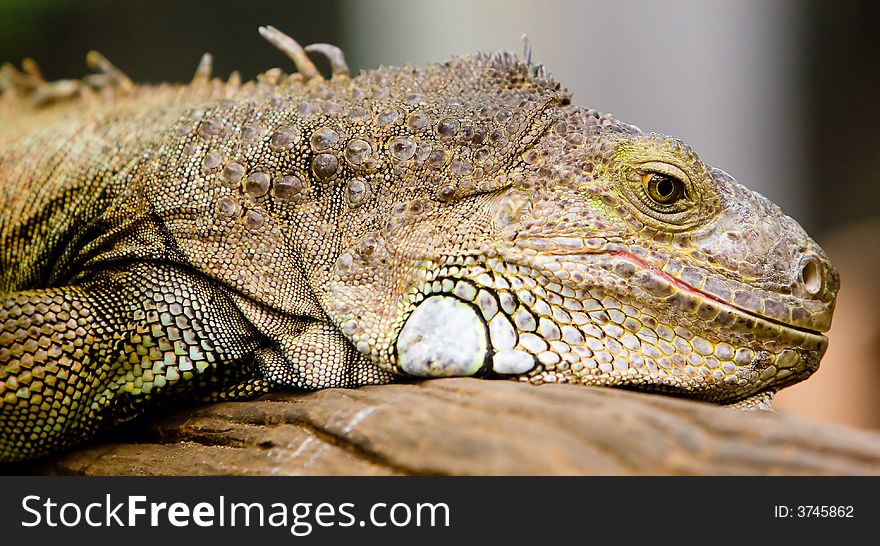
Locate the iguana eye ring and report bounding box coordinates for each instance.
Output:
[613,157,700,229]
[631,160,693,216]
[643,172,684,204]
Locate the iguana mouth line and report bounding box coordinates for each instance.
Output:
[500,242,825,339]
[609,250,826,339]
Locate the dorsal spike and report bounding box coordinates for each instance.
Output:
[258,25,321,81]
[0,62,35,93]
[0,64,20,93]
[1,60,82,105]
[192,52,213,83]
[521,34,532,65]
[21,58,45,83]
[85,50,133,91]
[304,43,350,78]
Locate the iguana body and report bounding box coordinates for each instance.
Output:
[0,28,838,462]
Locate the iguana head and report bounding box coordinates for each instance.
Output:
[325,49,838,404]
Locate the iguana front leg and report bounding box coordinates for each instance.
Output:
[0,264,264,461]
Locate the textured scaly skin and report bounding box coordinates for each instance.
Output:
[0,29,838,462]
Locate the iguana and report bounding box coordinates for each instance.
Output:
[0,27,838,462]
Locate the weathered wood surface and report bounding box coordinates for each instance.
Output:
[24,378,880,475]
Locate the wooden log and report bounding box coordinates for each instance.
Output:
[24,378,880,475]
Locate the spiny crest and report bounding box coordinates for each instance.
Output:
[0,50,138,107]
[480,33,552,81]
[0,26,565,110]
[0,26,345,107]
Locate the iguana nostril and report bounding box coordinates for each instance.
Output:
[800,255,824,297]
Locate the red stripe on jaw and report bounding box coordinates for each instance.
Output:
[513,241,823,335]
[609,249,825,337]
[609,249,734,309]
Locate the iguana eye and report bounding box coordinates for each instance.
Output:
[614,158,701,229]
[643,173,684,204]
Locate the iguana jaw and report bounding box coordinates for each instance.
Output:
[607,249,828,339]
[384,242,828,403]
[602,248,829,397]
[518,246,828,398]
[516,241,831,339]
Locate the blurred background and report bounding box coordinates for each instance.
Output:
[1,0,877,429]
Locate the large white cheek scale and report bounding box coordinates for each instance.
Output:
[396,295,487,377]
